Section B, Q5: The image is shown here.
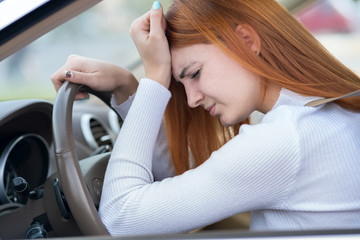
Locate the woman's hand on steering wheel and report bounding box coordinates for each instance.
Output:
[51,55,138,104]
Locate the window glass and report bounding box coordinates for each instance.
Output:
[0,0,358,101]
[0,0,172,101]
[295,0,360,75]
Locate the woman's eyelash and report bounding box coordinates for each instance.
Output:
[191,69,201,79]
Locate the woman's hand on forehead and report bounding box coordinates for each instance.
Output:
[129,1,172,88]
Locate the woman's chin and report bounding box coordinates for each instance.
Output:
[220,115,247,127]
[219,117,233,127]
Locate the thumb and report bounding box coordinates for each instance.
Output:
[63,69,91,85]
[50,69,90,99]
[150,1,166,36]
[51,69,85,92]
[63,70,91,100]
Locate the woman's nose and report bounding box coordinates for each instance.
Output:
[185,84,204,108]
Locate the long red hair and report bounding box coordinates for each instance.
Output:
[164,0,360,175]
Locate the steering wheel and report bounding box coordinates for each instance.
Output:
[52,81,111,235]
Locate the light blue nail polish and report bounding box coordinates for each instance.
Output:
[153,1,160,10]
[77,97,89,101]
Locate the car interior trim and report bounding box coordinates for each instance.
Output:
[0,133,49,204]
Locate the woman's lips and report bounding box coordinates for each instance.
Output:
[207,104,216,116]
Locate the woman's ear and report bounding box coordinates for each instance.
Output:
[235,24,261,55]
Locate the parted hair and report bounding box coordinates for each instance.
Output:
[164,0,360,174]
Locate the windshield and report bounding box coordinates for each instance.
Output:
[0,0,50,30]
[0,0,171,101]
[0,0,359,101]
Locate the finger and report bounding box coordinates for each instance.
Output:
[75,92,90,101]
[161,13,167,31]
[51,68,93,92]
[129,11,151,38]
[51,70,90,100]
[150,1,166,36]
[51,66,68,92]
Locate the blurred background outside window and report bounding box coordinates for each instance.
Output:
[0,0,359,101]
[295,0,360,74]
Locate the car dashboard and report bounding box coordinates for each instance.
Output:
[0,97,121,238]
[0,100,53,205]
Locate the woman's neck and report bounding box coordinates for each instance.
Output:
[258,82,282,114]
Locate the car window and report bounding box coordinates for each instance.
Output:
[0,0,172,101]
[0,0,359,101]
[295,0,360,75]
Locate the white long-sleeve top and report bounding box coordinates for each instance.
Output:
[99,78,360,236]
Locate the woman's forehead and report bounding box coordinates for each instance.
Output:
[171,44,215,62]
[171,44,208,72]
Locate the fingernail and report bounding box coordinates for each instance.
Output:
[77,97,89,101]
[64,70,73,79]
[153,1,160,10]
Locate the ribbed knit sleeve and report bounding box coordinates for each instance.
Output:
[110,94,135,120]
[99,79,302,236]
[110,90,175,181]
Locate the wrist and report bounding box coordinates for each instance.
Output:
[113,71,138,105]
[146,69,171,89]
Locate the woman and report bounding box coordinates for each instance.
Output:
[51,0,360,236]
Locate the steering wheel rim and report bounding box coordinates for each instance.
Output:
[52,81,109,235]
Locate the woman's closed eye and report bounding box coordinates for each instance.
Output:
[191,69,201,79]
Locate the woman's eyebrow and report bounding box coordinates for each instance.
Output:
[179,61,200,79]
[179,65,191,79]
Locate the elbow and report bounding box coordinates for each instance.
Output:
[98,202,122,236]
[98,197,137,236]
